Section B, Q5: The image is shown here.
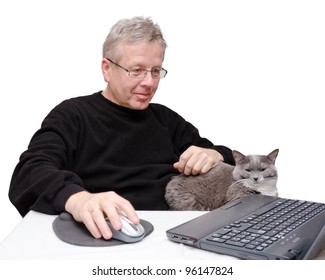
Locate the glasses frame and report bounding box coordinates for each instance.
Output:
[106,58,167,79]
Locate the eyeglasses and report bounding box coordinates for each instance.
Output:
[106,58,167,79]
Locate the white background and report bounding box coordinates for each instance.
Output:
[0,0,324,244]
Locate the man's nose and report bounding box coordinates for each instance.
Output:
[140,71,155,86]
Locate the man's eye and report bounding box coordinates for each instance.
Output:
[151,69,161,77]
[131,69,144,75]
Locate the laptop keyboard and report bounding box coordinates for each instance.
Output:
[206,198,325,251]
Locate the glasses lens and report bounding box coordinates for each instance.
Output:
[129,68,168,79]
[160,69,167,79]
[129,69,146,79]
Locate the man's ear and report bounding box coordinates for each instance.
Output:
[101,58,111,83]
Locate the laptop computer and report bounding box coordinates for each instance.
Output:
[166,194,325,260]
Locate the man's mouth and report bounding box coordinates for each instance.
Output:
[135,93,151,100]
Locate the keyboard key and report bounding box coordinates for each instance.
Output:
[225,240,245,247]
[207,237,226,243]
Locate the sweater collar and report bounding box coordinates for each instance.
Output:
[97,91,149,117]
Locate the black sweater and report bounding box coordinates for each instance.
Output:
[9,92,234,216]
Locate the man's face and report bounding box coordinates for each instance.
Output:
[102,42,164,110]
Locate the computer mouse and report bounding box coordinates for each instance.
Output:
[106,215,146,243]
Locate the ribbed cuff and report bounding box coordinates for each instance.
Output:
[214,145,235,165]
[54,184,85,213]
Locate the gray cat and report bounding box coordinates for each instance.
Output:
[165,149,279,211]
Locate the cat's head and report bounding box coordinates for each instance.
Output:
[232,149,279,194]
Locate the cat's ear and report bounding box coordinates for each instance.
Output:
[267,149,279,164]
[232,150,245,164]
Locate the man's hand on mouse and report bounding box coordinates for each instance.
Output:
[65,190,139,240]
[173,145,224,175]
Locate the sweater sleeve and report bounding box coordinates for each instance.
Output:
[153,104,235,165]
[212,145,235,165]
[9,100,85,216]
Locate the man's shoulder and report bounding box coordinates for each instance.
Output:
[55,92,100,109]
[47,92,101,119]
[65,91,100,104]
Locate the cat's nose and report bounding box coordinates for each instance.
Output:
[253,177,259,182]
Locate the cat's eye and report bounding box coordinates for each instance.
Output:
[259,168,266,172]
[245,169,251,172]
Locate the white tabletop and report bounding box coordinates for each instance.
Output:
[0,210,238,260]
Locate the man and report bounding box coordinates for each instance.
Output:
[9,17,235,240]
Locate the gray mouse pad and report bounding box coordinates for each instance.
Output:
[52,212,154,247]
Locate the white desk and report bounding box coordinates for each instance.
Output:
[0,210,237,260]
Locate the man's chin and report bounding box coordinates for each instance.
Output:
[130,101,150,110]
[131,97,152,110]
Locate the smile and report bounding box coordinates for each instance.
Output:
[135,93,151,100]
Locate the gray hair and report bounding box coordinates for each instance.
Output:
[102,16,167,60]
